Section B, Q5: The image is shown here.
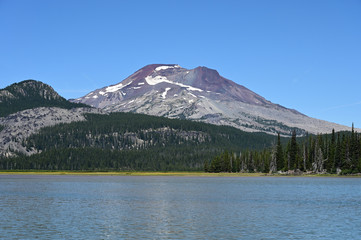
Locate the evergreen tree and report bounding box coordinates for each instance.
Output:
[276,132,284,171]
[235,155,241,172]
[313,138,325,173]
[335,132,342,170]
[328,129,336,172]
[302,143,307,171]
[204,160,209,172]
[270,146,277,173]
[289,129,298,170]
[350,123,359,171]
[222,150,231,172]
[341,134,350,170]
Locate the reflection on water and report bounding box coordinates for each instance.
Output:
[1,175,361,239]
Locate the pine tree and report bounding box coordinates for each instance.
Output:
[312,137,326,173]
[289,129,298,170]
[270,146,277,173]
[328,129,336,172]
[234,155,241,172]
[341,134,351,170]
[302,143,308,171]
[358,136,361,172]
[350,123,358,171]
[204,160,209,172]
[276,132,284,171]
[335,132,342,170]
[222,151,231,172]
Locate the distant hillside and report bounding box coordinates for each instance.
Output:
[1,112,279,171]
[0,80,88,117]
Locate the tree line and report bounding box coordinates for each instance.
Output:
[2,110,359,173]
[0,112,276,171]
[206,125,361,174]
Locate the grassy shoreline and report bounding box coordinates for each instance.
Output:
[0,170,264,177]
[1,170,359,177]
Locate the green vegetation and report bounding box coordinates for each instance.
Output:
[2,108,359,174]
[205,149,271,173]
[0,112,279,171]
[2,80,359,174]
[0,80,87,117]
[23,112,276,151]
[206,126,361,175]
[0,170,268,177]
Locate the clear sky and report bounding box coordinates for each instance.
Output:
[1,0,360,128]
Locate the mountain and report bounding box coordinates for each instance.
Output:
[0,80,98,157]
[1,111,278,171]
[0,79,275,161]
[0,80,87,117]
[72,64,351,136]
[0,107,101,157]
[0,78,358,172]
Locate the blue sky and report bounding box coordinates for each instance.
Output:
[1,0,360,128]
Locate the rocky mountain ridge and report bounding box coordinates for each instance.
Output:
[0,80,87,117]
[0,80,97,157]
[72,64,351,136]
[0,80,60,99]
[0,107,101,157]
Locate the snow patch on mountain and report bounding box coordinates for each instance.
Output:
[155,65,181,71]
[145,75,203,92]
[72,64,354,136]
[105,81,133,93]
[162,88,171,99]
[145,75,169,85]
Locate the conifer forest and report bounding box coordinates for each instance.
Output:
[206,126,361,175]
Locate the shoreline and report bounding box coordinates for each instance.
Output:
[0,171,360,177]
[0,171,264,177]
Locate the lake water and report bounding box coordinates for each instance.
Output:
[1,175,361,240]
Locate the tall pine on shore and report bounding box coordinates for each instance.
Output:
[289,129,298,170]
[276,132,284,171]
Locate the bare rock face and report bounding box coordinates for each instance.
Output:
[0,107,101,156]
[72,64,352,136]
[0,80,63,102]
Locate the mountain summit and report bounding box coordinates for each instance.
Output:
[72,64,350,136]
[0,80,86,117]
[73,64,272,108]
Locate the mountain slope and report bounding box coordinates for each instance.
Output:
[0,80,88,117]
[72,64,351,136]
[0,80,98,157]
[0,107,101,157]
[1,112,278,171]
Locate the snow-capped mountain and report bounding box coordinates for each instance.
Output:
[72,64,351,136]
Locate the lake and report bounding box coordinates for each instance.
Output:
[1,175,361,239]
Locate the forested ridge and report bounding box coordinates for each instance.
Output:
[0,112,278,171]
[0,80,87,117]
[206,126,361,175]
[2,80,358,173]
[2,109,358,173]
